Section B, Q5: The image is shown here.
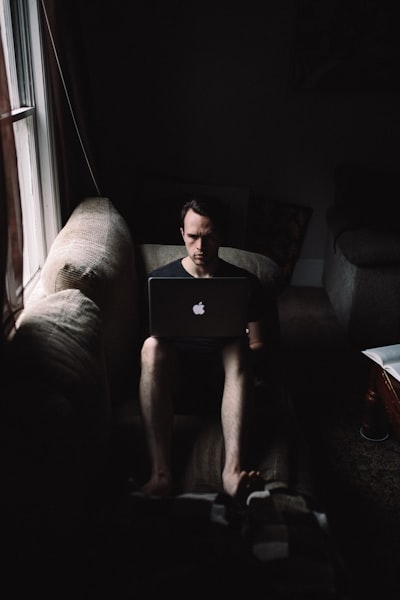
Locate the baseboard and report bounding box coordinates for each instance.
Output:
[290,258,324,288]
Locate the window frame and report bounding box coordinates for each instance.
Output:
[1,0,60,299]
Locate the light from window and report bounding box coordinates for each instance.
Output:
[0,0,60,298]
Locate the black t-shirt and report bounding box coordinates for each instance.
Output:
[143,257,266,352]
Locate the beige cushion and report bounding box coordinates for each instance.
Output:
[138,243,282,291]
[30,197,138,377]
[13,289,108,403]
[179,411,291,496]
[9,289,110,478]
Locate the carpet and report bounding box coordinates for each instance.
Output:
[278,285,400,600]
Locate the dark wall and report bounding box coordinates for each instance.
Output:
[78,0,400,263]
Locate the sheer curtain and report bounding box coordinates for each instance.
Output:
[0,35,24,345]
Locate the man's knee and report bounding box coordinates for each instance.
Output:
[221,338,251,373]
[141,336,177,368]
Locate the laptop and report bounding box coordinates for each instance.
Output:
[148,277,250,338]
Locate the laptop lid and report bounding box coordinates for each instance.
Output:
[148,277,250,338]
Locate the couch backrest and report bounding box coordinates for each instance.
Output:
[137,243,282,291]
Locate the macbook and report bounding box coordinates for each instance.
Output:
[148,276,250,338]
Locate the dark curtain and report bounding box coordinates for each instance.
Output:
[0,36,24,345]
[40,0,102,223]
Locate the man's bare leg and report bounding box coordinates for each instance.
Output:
[139,336,176,496]
[220,339,265,498]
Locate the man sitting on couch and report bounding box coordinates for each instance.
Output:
[138,196,275,500]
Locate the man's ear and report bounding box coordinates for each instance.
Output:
[180,227,184,240]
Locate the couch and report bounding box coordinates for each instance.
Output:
[3,197,339,597]
[323,164,400,349]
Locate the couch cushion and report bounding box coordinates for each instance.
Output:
[220,246,282,291]
[31,197,138,378]
[137,243,282,291]
[5,289,110,525]
[10,288,110,434]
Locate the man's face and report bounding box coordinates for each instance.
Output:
[180,208,221,268]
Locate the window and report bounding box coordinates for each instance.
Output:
[0,0,60,298]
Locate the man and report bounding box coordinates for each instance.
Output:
[139,196,270,500]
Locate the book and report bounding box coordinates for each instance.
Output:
[362,344,400,383]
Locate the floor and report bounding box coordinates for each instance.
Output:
[277,285,400,600]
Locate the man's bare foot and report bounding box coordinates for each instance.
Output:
[140,473,171,497]
[222,469,265,499]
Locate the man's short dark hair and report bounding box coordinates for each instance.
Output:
[180,195,227,239]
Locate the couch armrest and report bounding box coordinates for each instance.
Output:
[26,197,138,379]
[6,289,110,524]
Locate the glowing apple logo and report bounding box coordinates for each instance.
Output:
[192,301,205,315]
